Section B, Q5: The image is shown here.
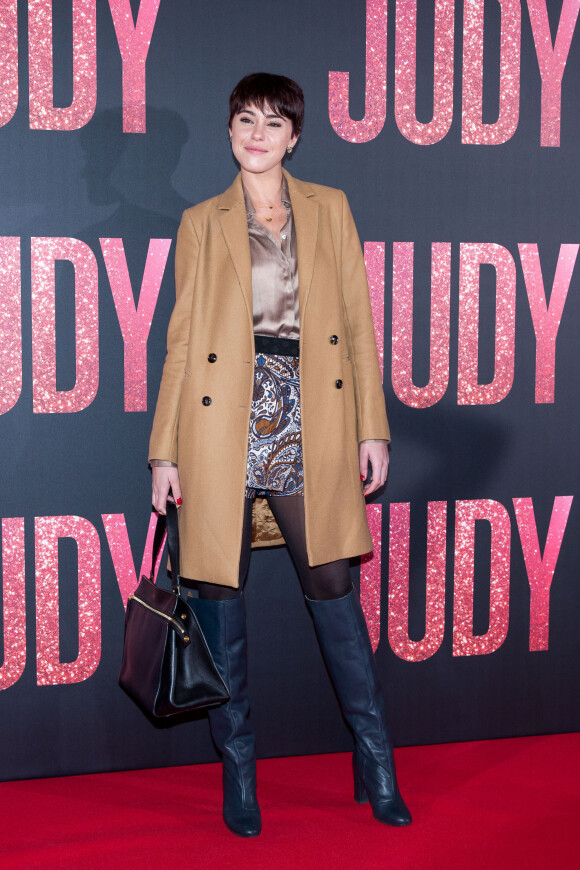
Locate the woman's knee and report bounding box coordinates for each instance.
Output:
[300,561,352,601]
[197,583,243,601]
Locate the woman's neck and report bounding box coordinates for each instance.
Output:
[241,167,284,206]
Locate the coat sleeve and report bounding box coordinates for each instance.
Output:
[148,209,200,464]
[339,191,391,443]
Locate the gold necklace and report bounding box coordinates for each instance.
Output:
[253,200,282,222]
[251,183,284,221]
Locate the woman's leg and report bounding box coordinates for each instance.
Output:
[266,495,351,600]
[189,499,261,837]
[268,494,411,826]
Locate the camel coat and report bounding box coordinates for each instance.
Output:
[149,169,390,587]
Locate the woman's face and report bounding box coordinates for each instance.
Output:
[229,104,298,176]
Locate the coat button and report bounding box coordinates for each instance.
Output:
[202,396,212,406]
[208,353,217,363]
[335,379,343,389]
[330,335,339,345]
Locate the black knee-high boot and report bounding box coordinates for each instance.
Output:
[190,596,261,837]
[305,588,411,826]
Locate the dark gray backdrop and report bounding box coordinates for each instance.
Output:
[0,0,578,780]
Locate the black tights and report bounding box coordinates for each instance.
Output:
[196,496,352,602]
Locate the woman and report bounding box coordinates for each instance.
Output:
[150,73,410,837]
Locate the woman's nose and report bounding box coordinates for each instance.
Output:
[251,122,265,139]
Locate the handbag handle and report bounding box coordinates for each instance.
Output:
[149,501,181,595]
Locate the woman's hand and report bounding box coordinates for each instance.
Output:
[152,465,182,515]
[359,440,389,496]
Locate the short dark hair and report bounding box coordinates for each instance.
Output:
[229,73,304,137]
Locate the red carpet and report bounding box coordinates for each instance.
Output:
[0,734,578,869]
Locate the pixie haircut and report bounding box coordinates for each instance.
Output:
[229,73,304,137]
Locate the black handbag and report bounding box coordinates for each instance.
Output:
[119,501,230,717]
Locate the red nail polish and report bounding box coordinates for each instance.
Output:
[360,474,365,482]
[176,497,182,505]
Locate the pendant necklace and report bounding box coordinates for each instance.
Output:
[254,202,281,222]
[253,184,284,221]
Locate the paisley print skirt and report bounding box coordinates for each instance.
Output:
[245,353,304,497]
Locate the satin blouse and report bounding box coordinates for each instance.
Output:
[244,176,299,339]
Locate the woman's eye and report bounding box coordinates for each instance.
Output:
[240,117,252,124]
[268,122,282,128]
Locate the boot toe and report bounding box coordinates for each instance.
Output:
[372,795,412,826]
[223,807,262,837]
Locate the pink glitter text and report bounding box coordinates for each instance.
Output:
[513,496,574,650]
[519,243,578,403]
[457,243,516,406]
[35,515,101,685]
[329,0,580,146]
[1,0,161,132]
[101,237,171,412]
[31,237,99,414]
[392,242,451,408]
[1,237,170,415]
[107,0,162,133]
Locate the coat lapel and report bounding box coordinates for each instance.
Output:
[217,174,253,327]
[284,169,319,318]
[217,170,320,327]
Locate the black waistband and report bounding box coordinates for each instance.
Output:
[254,335,300,357]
